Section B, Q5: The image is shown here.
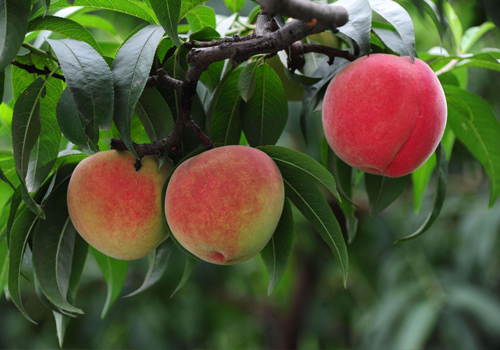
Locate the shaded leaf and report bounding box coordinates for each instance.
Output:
[189,26,221,41]
[335,0,372,55]
[46,38,114,129]
[150,0,181,47]
[372,27,409,56]
[396,143,447,243]
[444,85,500,207]
[260,198,294,296]
[365,173,410,216]
[28,16,104,55]
[238,60,260,103]
[280,167,348,286]
[258,145,341,201]
[170,256,196,298]
[368,0,416,60]
[112,24,165,157]
[91,247,129,319]
[210,66,243,146]
[241,63,288,147]
[124,238,174,298]
[135,87,175,142]
[0,0,31,72]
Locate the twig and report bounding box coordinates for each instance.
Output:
[146,68,183,90]
[11,61,66,82]
[302,43,358,64]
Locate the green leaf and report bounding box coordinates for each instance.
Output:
[179,0,206,20]
[396,143,447,243]
[0,70,4,102]
[32,162,84,314]
[238,60,260,103]
[189,25,221,41]
[372,27,409,57]
[8,205,39,323]
[335,0,372,55]
[260,198,294,296]
[443,1,462,52]
[461,22,495,54]
[91,247,129,319]
[54,232,88,348]
[26,74,63,193]
[0,0,31,72]
[170,255,196,298]
[31,0,157,24]
[412,126,455,213]
[12,78,48,217]
[365,173,410,216]
[0,236,8,299]
[124,238,174,298]
[134,87,175,142]
[258,145,341,201]
[185,5,215,32]
[280,167,348,286]
[455,52,500,72]
[368,0,416,60]
[322,141,358,244]
[150,0,181,47]
[401,0,447,43]
[241,63,288,147]
[57,87,99,151]
[444,85,500,207]
[283,67,322,87]
[210,67,243,146]
[0,166,16,191]
[112,24,164,157]
[71,14,117,36]
[29,16,104,55]
[46,38,114,130]
[224,0,245,13]
[199,60,223,92]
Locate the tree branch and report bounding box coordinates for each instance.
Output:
[11,61,66,82]
[301,43,358,64]
[145,68,183,89]
[257,0,348,31]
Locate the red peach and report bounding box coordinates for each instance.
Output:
[322,54,447,177]
[165,146,285,265]
[67,150,169,260]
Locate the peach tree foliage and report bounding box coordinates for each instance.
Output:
[0,0,499,346]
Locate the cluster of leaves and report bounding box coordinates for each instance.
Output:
[0,0,499,347]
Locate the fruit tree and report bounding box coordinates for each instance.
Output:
[0,0,499,348]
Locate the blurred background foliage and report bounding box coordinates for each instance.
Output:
[1,0,500,349]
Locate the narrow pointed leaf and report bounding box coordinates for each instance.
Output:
[46,38,114,129]
[32,163,84,314]
[0,236,8,299]
[0,166,16,191]
[461,22,495,54]
[368,0,416,60]
[396,143,448,243]
[112,24,165,156]
[258,145,341,201]
[0,0,31,72]
[125,238,174,298]
[211,66,243,146]
[335,0,372,55]
[444,85,500,207]
[150,0,181,47]
[91,247,128,319]
[280,167,348,286]
[180,1,207,20]
[31,0,157,23]
[134,87,175,142]
[185,5,216,32]
[261,199,294,296]
[170,256,196,298]
[241,63,288,147]
[238,61,259,103]
[365,173,410,216]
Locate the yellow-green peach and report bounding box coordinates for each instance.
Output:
[165,146,285,265]
[67,150,169,260]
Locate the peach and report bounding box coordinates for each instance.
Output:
[67,150,169,260]
[322,54,447,177]
[165,146,285,265]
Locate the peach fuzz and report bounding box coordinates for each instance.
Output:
[165,146,285,265]
[322,53,447,177]
[67,150,169,260]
